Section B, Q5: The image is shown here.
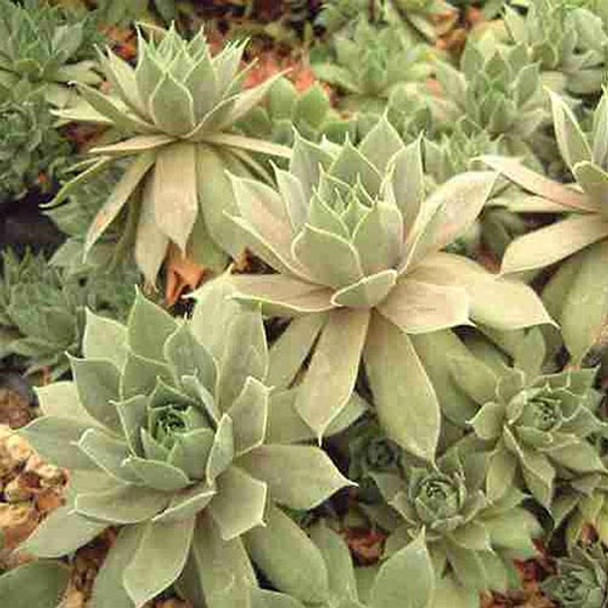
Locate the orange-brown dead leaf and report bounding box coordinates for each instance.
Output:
[165,244,208,306]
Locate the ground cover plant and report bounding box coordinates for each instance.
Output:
[0,1,608,607]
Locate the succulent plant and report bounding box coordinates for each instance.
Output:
[483,88,608,363]
[0,88,73,203]
[552,461,608,549]
[0,248,138,378]
[249,521,441,608]
[239,77,357,148]
[54,24,292,283]
[370,442,541,603]
[434,33,551,159]
[18,277,354,607]
[46,161,135,275]
[542,544,608,608]
[382,0,458,43]
[445,329,608,508]
[226,116,552,464]
[95,0,177,26]
[503,0,608,98]
[313,18,433,113]
[0,0,101,108]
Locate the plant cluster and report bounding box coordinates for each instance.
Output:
[1,2,608,608]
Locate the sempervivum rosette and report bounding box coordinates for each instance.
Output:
[370,444,542,606]
[19,277,352,608]
[227,115,552,464]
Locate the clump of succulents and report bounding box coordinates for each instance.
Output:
[483,88,608,363]
[434,33,550,160]
[94,0,177,26]
[0,0,101,108]
[18,277,353,607]
[542,544,608,608]
[0,88,73,204]
[313,18,433,113]
[371,442,541,604]
[447,329,607,508]
[238,77,355,147]
[0,248,138,378]
[503,0,608,98]
[55,24,292,283]
[317,0,457,43]
[227,116,552,463]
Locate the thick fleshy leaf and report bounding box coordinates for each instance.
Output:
[295,309,369,439]
[364,313,440,462]
[481,155,596,213]
[163,323,216,391]
[76,83,157,134]
[237,445,353,509]
[469,402,504,440]
[266,390,368,445]
[90,135,172,157]
[309,523,358,603]
[410,253,553,330]
[90,525,144,608]
[331,270,398,309]
[231,275,334,317]
[83,309,128,370]
[70,357,121,433]
[196,144,242,258]
[78,428,141,484]
[410,331,480,426]
[572,162,608,209]
[352,202,404,276]
[403,171,497,270]
[124,518,195,608]
[501,215,608,274]
[559,241,608,363]
[388,137,424,230]
[547,442,606,473]
[358,116,404,173]
[290,133,335,200]
[152,142,198,251]
[216,307,268,410]
[208,466,267,540]
[75,485,170,524]
[368,529,434,608]
[205,415,235,482]
[135,175,170,284]
[292,224,364,289]
[185,513,256,608]
[377,278,469,334]
[549,90,593,170]
[244,503,329,604]
[153,482,216,523]
[149,72,196,136]
[19,416,94,470]
[0,561,69,608]
[120,351,173,400]
[35,381,99,425]
[128,289,178,361]
[329,142,382,195]
[267,314,327,390]
[123,456,191,491]
[228,174,300,270]
[228,377,269,455]
[447,354,498,405]
[22,505,107,558]
[85,152,155,253]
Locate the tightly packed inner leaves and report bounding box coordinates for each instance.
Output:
[1,2,608,608]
